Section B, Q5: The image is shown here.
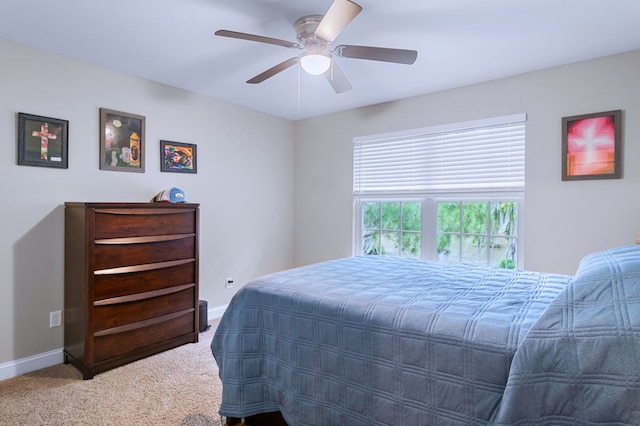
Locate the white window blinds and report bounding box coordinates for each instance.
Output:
[353,113,526,195]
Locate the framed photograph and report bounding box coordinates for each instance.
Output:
[17,113,68,168]
[562,110,622,180]
[160,140,197,173]
[99,108,145,172]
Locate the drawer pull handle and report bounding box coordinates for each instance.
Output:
[95,233,195,245]
[95,208,196,215]
[94,258,195,276]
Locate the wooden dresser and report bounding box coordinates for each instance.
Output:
[64,202,199,379]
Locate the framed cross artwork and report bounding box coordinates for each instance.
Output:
[562,110,622,181]
[17,113,69,169]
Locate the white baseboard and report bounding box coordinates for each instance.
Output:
[208,304,228,320]
[0,348,64,382]
[0,304,228,382]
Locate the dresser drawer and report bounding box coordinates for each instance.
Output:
[93,285,196,332]
[93,236,195,270]
[94,260,196,301]
[93,209,196,239]
[93,310,195,362]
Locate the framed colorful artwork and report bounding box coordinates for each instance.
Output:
[17,113,69,169]
[99,108,145,172]
[562,110,622,180]
[160,140,197,174]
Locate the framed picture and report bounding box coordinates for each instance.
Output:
[17,113,68,168]
[99,108,145,172]
[160,140,197,173]
[562,110,622,180]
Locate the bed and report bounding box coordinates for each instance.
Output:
[211,245,640,425]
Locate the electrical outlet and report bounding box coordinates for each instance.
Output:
[226,277,234,289]
[50,310,62,328]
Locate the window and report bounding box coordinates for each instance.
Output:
[353,114,525,268]
[437,200,518,268]
[362,201,422,258]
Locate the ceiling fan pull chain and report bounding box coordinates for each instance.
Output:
[297,63,302,113]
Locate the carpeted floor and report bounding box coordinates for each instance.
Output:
[0,320,223,426]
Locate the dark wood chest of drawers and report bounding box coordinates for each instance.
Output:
[64,202,199,379]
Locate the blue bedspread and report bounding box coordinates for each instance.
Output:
[494,245,640,425]
[211,255,573,425]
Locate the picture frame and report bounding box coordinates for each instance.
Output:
[160,140,197,174]
[99,108,145,172]
[562,109,622,181]
[17,112,69,169]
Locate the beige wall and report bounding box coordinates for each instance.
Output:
[293,50,640,274]
[2,36,639,374]
[0,38,295,366]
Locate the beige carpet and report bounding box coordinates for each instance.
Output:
[0,320,223,426]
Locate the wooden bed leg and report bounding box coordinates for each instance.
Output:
[225,412,288,425]
[246,412,288,425]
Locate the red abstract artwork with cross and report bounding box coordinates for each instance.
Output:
[566,115,616,177]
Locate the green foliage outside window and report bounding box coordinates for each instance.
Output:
[363,200,517,268]
[363,202,421,258]
[437,201,517,268]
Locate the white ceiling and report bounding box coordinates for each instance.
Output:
[2,0,639,121]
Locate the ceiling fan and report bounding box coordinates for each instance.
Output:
[215,0,418,93]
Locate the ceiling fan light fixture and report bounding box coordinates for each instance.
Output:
[300,53,331,75]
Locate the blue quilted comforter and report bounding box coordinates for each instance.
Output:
[212,246,640,424]
[212,254,577,425]
[494,244,640,424]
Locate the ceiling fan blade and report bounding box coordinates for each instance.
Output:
[334,45,418,64]
[324,60,352,93]
[247,58,299,84]
[315,0,363,43]
[215,30,300,49]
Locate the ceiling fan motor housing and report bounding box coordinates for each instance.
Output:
[294,15,329,51]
